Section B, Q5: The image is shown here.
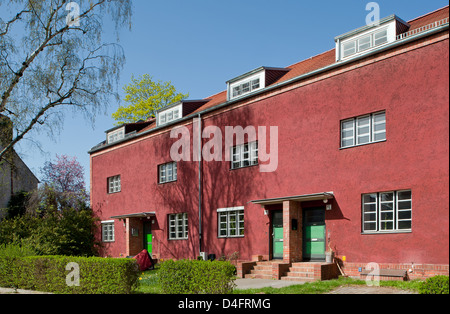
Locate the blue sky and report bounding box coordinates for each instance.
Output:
[16,0,448,187]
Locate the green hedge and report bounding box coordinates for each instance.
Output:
[159,259,236,294]
[0,256,140,294]
[419,276,449,294]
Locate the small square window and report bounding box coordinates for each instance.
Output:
[102,222,115,242]
[159,162,177,184]
[231,142,258,169]
[108,175,121,194]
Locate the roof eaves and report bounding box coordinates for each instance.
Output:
[89,21,448,155]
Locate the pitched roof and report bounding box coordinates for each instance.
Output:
[93,5,449,150]
[186,6,449,117]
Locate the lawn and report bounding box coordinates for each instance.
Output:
[135,266,423,294]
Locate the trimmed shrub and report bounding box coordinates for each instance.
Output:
[0,256,140,294]
[159,259,236,294]
[419,276,449,294]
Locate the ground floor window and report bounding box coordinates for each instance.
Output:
[362,190,412,233]
[102,221,115,242]
[168,213,188,240]
[218,206,245,238]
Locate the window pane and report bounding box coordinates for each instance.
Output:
[364,222,377,231]
[380,192,394,202]
[363,194,377,203]
[357,116,371,144]
[341,120,355,147]
[398,221,411,230]
[374,30,388,46]
[398,201,412,210]
[364,203,377,213]
[380,222,393,231]
[397,191,411,200]
[343,41,356,57]
[251,79,260,90]
[358,35,371,51]
[398,211,412,220]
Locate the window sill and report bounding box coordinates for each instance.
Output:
[218,235,245,239]
[361,230,412,235]
[340,139,386,150]
[230,164,259,171]
[158,180,177,186]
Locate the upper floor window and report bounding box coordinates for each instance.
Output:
[232,78,261,98]
[107,127,125,144]
[341,29,388,58]
[108,175,121,194]
[341,111,386,148]
[159,162,177,184]
[157,104,182,126]
[231,141,258,169]
[362,190,412,233]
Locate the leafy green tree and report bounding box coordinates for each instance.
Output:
[112,74,189,124]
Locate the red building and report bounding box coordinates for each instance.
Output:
[90,6,449,280]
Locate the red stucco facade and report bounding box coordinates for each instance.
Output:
[90,8,449,276]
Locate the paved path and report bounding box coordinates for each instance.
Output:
[0,287,52,294]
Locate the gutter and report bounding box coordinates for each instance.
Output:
[88,22,449,155]
[197,113,203,256]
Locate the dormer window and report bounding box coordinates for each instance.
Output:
[232,78,261,98]
[335,15,410,61]
[158,105,182,126]
[341,28,388,58]
[107,127,125,144]
[227,67,289,101]
[156,100,210,127]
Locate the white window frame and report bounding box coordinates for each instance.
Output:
[217,207,245,238]
[159,162,177,184]
[108,175,121,194]
[158,104,182,126]
[341,27,390,59]
[107,127,125,144]
[101,221,115,242]
[168,213,188,240]
[362,190,412,234]
[341,111,386,148]
[231,141,258,169]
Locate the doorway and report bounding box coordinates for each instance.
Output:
[143,221,152,255]
[271,210,283,259]
[303,207,326,261]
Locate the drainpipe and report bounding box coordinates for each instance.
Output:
[197,114,203,256]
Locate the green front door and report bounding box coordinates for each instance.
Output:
[272,210,283,259]
[303,208,326,261]
[143,221,152,255]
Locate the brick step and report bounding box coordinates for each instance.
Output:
[289,266,316,272]
[253,265,273,271]
[245,273,273,280]
[250,269,272,276]
[286,271,316,278]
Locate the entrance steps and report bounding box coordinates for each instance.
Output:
[240,261,339,282]
[281,262,323,282]
[245,261,275,280]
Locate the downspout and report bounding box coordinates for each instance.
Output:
[197,114,203,255]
